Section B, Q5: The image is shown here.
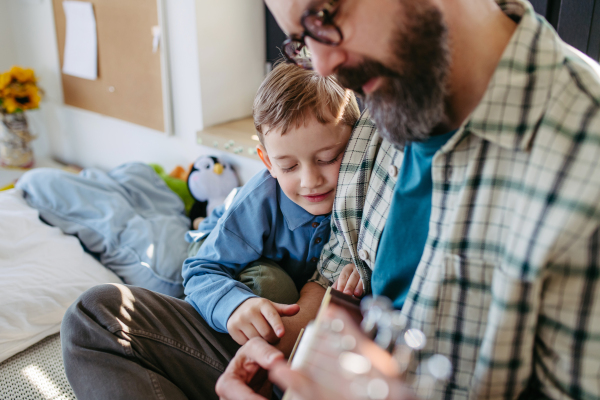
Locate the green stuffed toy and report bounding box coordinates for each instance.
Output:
[149,164,195,215]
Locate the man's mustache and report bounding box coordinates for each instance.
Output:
[335,59,400,96]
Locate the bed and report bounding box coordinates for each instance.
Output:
[0,188,121,399]
[0,163,193,398]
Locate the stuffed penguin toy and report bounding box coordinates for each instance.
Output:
[187,155,239,226]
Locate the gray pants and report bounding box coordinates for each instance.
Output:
[61,259,299,399]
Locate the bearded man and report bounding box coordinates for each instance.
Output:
[217,0,600,399]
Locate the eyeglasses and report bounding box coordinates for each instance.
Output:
[282,0,343,69]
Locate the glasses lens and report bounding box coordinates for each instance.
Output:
[283,40,304,58]
[303,14,342,45]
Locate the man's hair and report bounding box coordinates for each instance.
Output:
[253,62,360,144]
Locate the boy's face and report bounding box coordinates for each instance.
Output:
[258,115,352,215]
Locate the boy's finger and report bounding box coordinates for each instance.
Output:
[261,304,287,337]
[343,270,361,295]
[354,279,364,297]
[230,329,249,346]
[334,276,347,291]
[241,324,262,342]
[253,316,278,343]
[339,266,351,280]
[271,303,300,317]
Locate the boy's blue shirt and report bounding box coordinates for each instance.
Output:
[182,169,331,333]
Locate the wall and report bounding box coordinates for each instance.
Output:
[3,0,264,184]
[0,0,17,72]
[195,0,266,128]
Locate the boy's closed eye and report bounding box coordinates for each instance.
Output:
[318,152,342,165]
[280,164,298,173]
[279,151,342,172]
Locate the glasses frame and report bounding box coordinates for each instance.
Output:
[282,1,344,68]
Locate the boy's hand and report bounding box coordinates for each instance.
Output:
[227,298,300,345]
[332,263,364,297]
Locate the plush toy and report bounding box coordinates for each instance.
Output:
[149,164,195,214]
[188,155,239,227]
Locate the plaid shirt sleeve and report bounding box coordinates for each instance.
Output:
[317,114,381,294]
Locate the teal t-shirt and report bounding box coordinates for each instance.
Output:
[372,130,456,308]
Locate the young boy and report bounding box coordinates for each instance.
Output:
[182,63,362,346]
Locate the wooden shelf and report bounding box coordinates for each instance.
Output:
[197,117,261,161]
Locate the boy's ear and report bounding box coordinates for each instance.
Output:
[257,145,277,178]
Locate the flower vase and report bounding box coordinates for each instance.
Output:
[0,112,35,168]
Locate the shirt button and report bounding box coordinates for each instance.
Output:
[310,257,318,263]
[388,165,398,178]
[358,249,370,261]
[315,237,322,244]
[312,222,319,228]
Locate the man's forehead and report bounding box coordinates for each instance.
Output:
[265,0,320,35]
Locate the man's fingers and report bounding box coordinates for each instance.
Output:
[241,337,285,368]
[269,361,316,400]
[343,269,361,295]
[216,373,268,400]
[216,338,283,400]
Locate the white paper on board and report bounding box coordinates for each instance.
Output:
[62,1,98,80]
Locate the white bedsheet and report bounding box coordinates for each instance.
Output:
[0,189,121,362]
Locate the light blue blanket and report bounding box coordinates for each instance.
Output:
[16,163,190,298]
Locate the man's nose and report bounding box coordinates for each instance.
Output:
[306,37,346,77]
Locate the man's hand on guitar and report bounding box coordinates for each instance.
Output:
[333,264,364,297]
[270,305,416,400]
[216,337,283,400]
[227,298,300,345]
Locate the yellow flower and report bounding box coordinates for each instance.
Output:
[2,97,19,113]
[0,72,11,90]
[13,84,40,111]
[10,66,36,83]
[24,84,41,109]
[0,67,42,113]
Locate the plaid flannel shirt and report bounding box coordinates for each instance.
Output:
[313,0,600,398]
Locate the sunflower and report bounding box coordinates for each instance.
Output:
[0,72,11,91]
[0,66,42,114]
[10,66,36,84]
[1,97,18,114]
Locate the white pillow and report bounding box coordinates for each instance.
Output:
[0,189,121,362]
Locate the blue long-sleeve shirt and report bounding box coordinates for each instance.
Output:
[182,169,331,333]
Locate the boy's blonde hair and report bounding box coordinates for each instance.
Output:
[253,62,360,145]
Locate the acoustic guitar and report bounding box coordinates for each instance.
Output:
[283,287,452,400]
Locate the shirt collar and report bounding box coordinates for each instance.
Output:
[458,0,563,152]
[277,184,326,231]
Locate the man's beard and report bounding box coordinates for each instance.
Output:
[335,1,450,147]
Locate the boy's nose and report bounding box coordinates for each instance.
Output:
[300,166,324,189]
[306,37,346,78]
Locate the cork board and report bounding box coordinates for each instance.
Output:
[52,0,170,133]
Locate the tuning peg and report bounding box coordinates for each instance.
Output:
[360,296,393,339]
